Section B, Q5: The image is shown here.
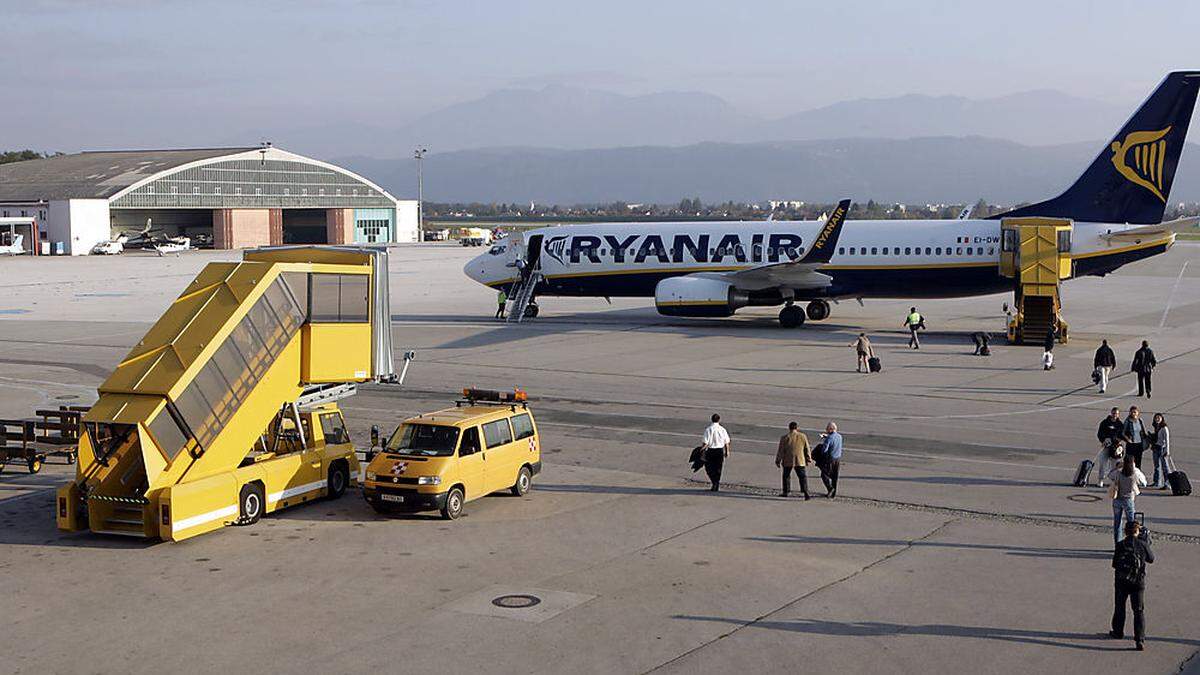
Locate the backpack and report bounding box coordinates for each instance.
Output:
[1113,540,1144,585]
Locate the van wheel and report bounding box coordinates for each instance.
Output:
[327,461,349,500]
[441,487,464,520]
[238,483,264,525]
[511,466,532,496]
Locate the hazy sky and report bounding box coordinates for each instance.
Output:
[4,0,1199,152]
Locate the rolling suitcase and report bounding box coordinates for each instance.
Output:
[1072,459,1093,487]
[1166,457,1191,496]
[868,356,882,373]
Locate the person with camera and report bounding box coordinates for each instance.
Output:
[1110,519,1155,651]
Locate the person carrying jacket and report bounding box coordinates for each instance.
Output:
[1131,340,1157,398]
[1110,519,1154,651]
[699,413,731,492]
[1094,339,1117,393]
[1094,407,1127,486]
[775,422,812,499]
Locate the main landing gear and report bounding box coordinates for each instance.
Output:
[806,299,831,322]
[778,300,831,328]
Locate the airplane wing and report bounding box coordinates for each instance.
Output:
[711,198,850,290]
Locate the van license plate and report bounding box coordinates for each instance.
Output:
[381,494,405,503]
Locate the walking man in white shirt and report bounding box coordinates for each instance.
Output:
[699,414,731,492]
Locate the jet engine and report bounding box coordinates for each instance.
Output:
[654,276,749,317]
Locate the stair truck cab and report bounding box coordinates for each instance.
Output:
[363,388,541,520]
[56,245,398,541]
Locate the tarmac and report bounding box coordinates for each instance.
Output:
[1,242,1199,674]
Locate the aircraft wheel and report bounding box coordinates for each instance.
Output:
[806,300,831,321]
[524,303,539,318]
[778,305,805,328]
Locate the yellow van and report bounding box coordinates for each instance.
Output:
[362,389,541,519]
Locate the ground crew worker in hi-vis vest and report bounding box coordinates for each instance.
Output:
[904,307,924,349]
[496,289,508,319]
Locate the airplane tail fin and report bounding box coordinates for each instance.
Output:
[801,198,850,264]
[995,71,1200,224]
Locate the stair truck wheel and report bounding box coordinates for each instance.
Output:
[238,483,265,525]
[511,465,532,496]
[806,300,831,321]
[327,461,349,500]
[778,304,805,328]
[441,486,465,520]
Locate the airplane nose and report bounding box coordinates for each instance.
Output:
[463,256,489,285]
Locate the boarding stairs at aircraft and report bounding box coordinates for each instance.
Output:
[999,218,1071,345]
[58,246,397,539]
[506,268,542,323]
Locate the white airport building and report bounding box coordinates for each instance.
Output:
[0,146,417,255]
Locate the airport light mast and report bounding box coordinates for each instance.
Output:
[414,146,427,241]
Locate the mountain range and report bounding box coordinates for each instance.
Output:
[267,85,1130,159]
[337,136,1200,205]
[247,83,1200,205]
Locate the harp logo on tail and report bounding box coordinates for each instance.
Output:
[1110,127,1172,202]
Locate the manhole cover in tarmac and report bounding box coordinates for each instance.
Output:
[1067,494,1102,503]
[492,594,542,609]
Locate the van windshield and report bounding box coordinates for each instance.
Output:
[387,423,460,457]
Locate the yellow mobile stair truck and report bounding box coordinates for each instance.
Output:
[55,245,401,542]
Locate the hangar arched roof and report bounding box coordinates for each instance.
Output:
[0,147,398,210]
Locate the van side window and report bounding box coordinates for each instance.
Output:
[511,413,535,440]
[319,413,349,445]
[482,419,513,448]
[459,426,481,456]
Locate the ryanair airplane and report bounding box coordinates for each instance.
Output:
[465,72,1199,327]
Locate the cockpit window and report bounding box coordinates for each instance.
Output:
[488,245,506,256]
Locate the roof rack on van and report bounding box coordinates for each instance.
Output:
[457,387,528,408]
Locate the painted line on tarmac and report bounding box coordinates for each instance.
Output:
[351,404,1073,474]
[1158,259,1189,330]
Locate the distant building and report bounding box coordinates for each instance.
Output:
[0,146,417,255]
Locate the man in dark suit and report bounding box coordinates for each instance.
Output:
[1131,340,1157,398]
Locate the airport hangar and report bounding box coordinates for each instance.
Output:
[0,146,417,255]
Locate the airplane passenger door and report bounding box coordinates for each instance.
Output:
[526,234,543,272]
